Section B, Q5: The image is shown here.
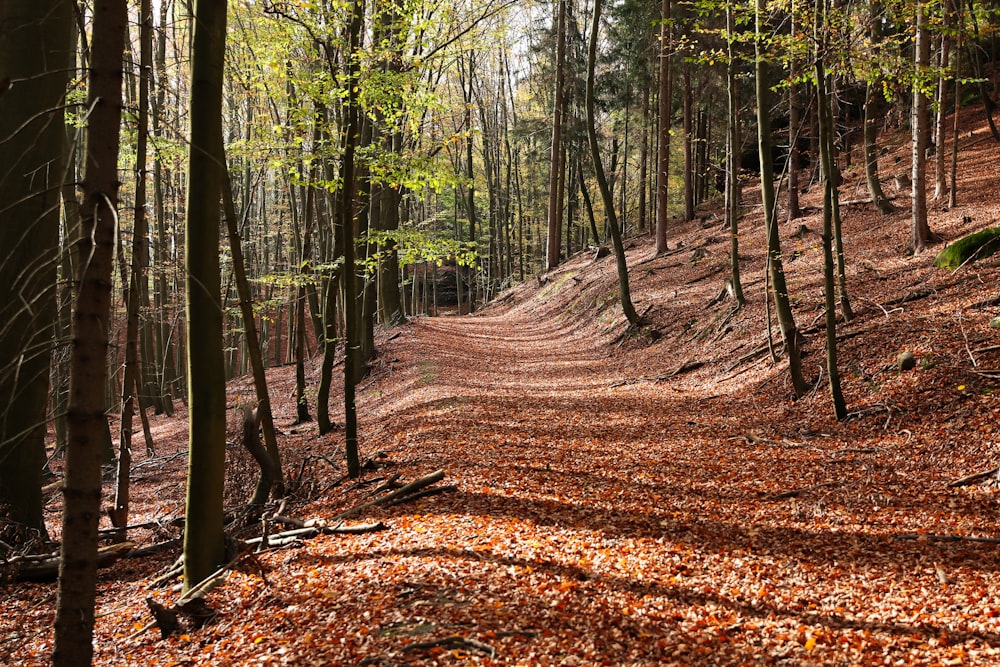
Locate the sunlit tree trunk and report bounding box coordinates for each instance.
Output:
[910,0,935,253]
[546,0,567,271]
[814,0,847,419]
[756,0,807,398]
[655,0,671,253]
[587,0,639,326]
[725,3,745,307]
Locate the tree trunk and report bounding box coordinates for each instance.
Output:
[0,0,72,545]
[655,0,671,254]
[546,0,567,271]
[725,5,745,306]
[933,0,952,201]
[756,0,807,398]
[683,62,695,221]
[221,161,284,505]
[53,1,125,664]
[814,0,847,419]
[787,10,803,221]
[587,0,640,326]
[180,0,229,592]
[910,0,935,253]
[113,0,156,537]
[342,0,365,479]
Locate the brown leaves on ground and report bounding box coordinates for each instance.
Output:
[3,117,1000,666]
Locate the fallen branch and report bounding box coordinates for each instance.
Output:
[774,482,838,499]
[125,538,182,559]
[382,484,457,507]
[245,522,387,548]
[887,288,934,306]
[12,541,134,582]
[947,466,1000,488]
[898,533,1000,544]
[659,360,706,379]
[329,469,446,522]
[404,634,496,658]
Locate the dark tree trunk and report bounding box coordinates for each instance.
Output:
[53,1,126,663]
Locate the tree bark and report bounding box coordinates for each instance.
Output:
[53,1,126,663]
[181,0,229,592]
[0,0,72,544]
[725,4,745,306]
[756,0,807,398]
[655,0,671,254]
[342,0,365,479]
[910,0,935,253]
[546,0,568,271]
[814,0,847,419]
[587,0,640,327]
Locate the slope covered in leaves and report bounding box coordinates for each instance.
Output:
[3,117,1000,666]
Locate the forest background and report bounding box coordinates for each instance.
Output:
[1,0,1000,664]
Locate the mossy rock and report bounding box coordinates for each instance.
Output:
[933,227,1000,270]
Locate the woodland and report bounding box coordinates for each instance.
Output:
[1,0,1000,664]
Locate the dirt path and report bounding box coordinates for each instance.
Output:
[306,306,1000,666]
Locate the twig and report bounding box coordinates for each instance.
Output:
[774,481,838,499]
[958,313,978,368]
[404,634,496,657]
[947,466,1000,488]
[329,469,446,522]
[898,533,1000,544]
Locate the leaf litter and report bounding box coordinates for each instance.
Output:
[2,115,1000,666]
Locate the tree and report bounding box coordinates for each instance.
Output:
[814,0,847,419]
[113,0,157,538]
[586,0,640,327]
[182,0,229,591]
[546,0,568,271]
[342,0,365,480]
[0,0,73,545]
[756,0,807,398]
[655,0,671,254]
[724,1,745,306]
[53,0,127,663]
[910,0,936,253]
[862,0,896,214]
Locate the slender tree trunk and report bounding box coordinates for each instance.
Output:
[949,0,963,209]
[655,0,671,253]
[546,0,567,271]
[53,1,126,663]
[587,0,640,326]
[683,62,695,221]
[787,10,803,221]
[342,0,365,479]
[181,0,229,592]
[756,0,807,398]
[933,1,952,201]
[638,85,650,233]
[814,0,847,419]
[113,0,156,538]
[910,0,935,253]
[221,162,283,505]
[725,4,745,306]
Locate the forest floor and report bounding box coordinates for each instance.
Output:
[4,114,1000,665]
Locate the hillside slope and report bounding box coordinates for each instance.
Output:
[3,116,1000,666]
